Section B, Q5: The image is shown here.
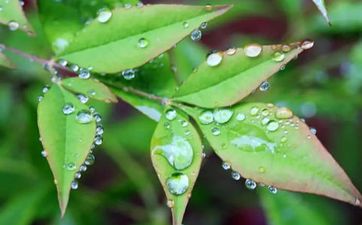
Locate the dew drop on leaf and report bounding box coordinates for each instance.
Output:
[268,185,278,194]
[137,38,149,48]
[266,120,279,132]
[301,40,314,50]
[97,8,112,23]
[121,69,136,80]
[77,94,89,104]
[225,47,237,56]
[166,173,189,196]
[74,172,81,179]
[78,68,91,79]
[275,107,293,119]
[259,81,270,91]
[64,162,76,171]
[250,106,259,116]
[70,64,79,72]
[282,45,291,52]
[41,150,48,158]
[165,108,177,121]
[310,127,317,135]
[84,153,95,166]
[79,164,87,172]
[71,180,78,190]
[96,125,104,135]
[182,21,189,28]
[42,86,50,94]
[245,179,257,190]
[211,127,221,136]
[231,171,241,180]
[236,113,246,121]
[272,52,285,62]
[222,162,231,170]
[94,135,103,145]
[8,21,19,31]
[207,52,223,67]
[190,29,202,41]
[244,44,262,58]
[213,109,233,124]
[63,103,75,115]
[93,113,102,123]
[76,110,93,124]
[198,111,214,124]
[200,22,207,29]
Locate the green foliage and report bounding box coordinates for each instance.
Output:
[0,1,361,225]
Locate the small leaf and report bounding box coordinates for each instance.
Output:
[37,84,96,216]
[0,0,34,34]
[61,77,118,103]
[59,4,231,73]
[151,108,203,225]
[0,51,15,68]
[174,42,308,108]
[312,0,330,25]
[185,103,362,206]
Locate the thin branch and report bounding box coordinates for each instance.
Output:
[1,43,49,66]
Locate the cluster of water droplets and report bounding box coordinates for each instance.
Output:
[188,20,208,41]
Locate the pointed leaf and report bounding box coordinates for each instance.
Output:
[59,4,231,73]
[61,78,118,103]
[174,42,310,108]
[0,51,15,68]
[151,108,203,225]
[37,84,96,216]
[0,0,34,34]
[185,103,361,206]
[312,0,330,25]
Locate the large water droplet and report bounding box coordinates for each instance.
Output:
[207,52,223,67]
[166,173,189,196]
[8,21,19,31]
[213,109,233,124]
[198,111,214,124]
[153,136,193,170]
[275,107,293,119]
[122,69,136,80]
[231,135,276,153]
[137,38,149,48]
[76,110,93,124]
[191,29,202,41]
[231,171,241,180]
[245,179,257,190]
[259,81,270,91]
[266,120,279,131]
[272,52,285,62]
[63,103,75,115]
[244,44,262,58]
[165,108,177,121]
[97,8,112,23]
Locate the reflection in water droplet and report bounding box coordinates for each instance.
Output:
[272,52,285,62]
[74,172,81,179]
[191,29,202,41]
[213,109,233,124]
[207,52,223,67]
[153,136,193,170]
[166,173,189,196]
[122,69,136,80]
[97,8,112,23]
[245,179,257,190]
[165,108,177,121]
[79,164,87,172]
[200,22,207,29]
[231,171,241,180]
[77,94,89,104]
[244,44,262,58]
[199,111,214,124]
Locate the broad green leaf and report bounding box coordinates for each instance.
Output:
[174,42,308,108]
[260,190,331,225]
[0,0,34,34]
[184,102,362,206]
[312,0,330,25]
[59,4,231,73]
[61,78,118,103]
[0,184,49,225]
[0,51,14,68]
[151,108,203,225]
[38,84,96,216]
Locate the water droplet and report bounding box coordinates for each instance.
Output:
[77,94,89,104]
[137,38,148,48]
[79,164,87,172]
[89,106,96,113]
[245,179,257,190]
[226,47,237,56]
[259,81,270,91]
[42,86,49,94]
[272,52,285,62]
[84,153,95,165]
[164,122,170,129]
[164,109,176,121]
[301,40,314,50]
[122,69,136,80]
[76,110,93,124]
[182,21,189,28]
[261,109,269,116]
[204,4,213,11]
[222,162,231,170]
[180,120,188,127]
[41,150,48,157]
[63,103,75,115]
[97,8,112,23]
[236,113,246,121]
[166,173,189,196]
[167,199,174,208]
[207,52,223,67]
[74,172,81,179]
[93,113,102,123]
[310,127,317,135]
[213,109,233,124]
[153,136,193,170]
[355,198,360,206]
[8,21,19,31]
[250,106,259,116]
[268,185,278,194]
[282,45,291,52]
[96,125,104,135]
[65,162,76,171]
[79,68,90,79]
[37,96,43,102]
[275,107,293,119]
[261,117,270,125]
[199,111,214,124]
[71,180,78,189]
[231,171,241,180]
[191,29,202,41]
[200,22,207,29]
[70,64,79,72]
[94,135,103,145]
[266,121,279,132]
[244,44,262,58]
[211,127,221,136]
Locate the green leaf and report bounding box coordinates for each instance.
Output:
[0,184,49,225]
[0,51,15,68]
[37,84,96,216]
[184,102,362,207]
[151,108,203,225]
[259,190,331,225]
[61,77,118,103]
[174,42,308,108]
[59,4,231,73]
[312,0,330,25]
[0,0,34,34]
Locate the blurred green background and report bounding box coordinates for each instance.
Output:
[0,0,361,224]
